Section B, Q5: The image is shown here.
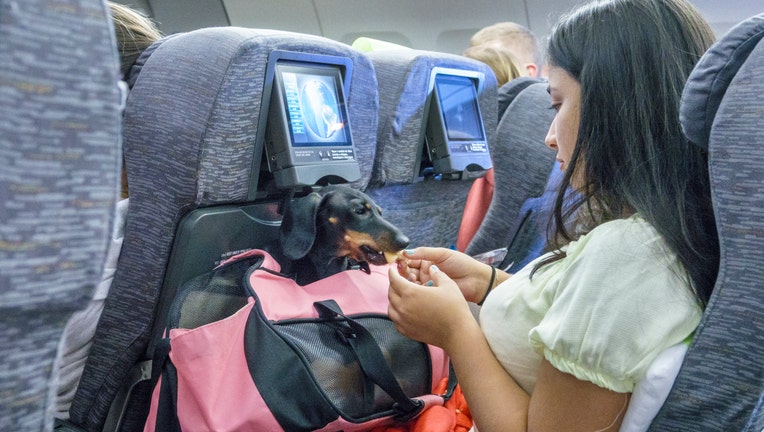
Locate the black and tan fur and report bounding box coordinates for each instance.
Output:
[277,185,409,285]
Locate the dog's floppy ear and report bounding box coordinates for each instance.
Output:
[280,191,323,260]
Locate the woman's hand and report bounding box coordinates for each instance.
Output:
[388,264,476,350]
[395,247,502,304]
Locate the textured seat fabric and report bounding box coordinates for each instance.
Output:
[464,82,556,271]
[64,27,379,432]
[364,49,498,248]
[454,77,548,252]
[648,13,764,431]
[0,0,122,431]
[497,77,545,121]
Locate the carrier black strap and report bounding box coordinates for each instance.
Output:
[314,300,424,420]
[151,338,182,432]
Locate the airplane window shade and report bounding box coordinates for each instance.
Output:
[263,52,361,190]
[424,68,492,177]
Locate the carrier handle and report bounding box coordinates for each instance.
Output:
[314,300,424,420]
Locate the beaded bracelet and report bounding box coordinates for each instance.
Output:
[477,266,496,306]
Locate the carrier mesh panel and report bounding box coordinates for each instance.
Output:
[276,315,430,418]
[169,256,260,330]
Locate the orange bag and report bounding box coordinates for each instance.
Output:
[372,377,473,432]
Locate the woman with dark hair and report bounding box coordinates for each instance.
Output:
[542,0,718,306]
[388,0,717,430]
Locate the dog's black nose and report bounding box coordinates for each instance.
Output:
[395,233,410,249]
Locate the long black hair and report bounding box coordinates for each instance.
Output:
[537,0,719,307]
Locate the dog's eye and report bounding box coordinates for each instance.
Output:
[354,207,367,215]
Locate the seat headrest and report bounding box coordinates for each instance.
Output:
[367,49,498,186]
[680,14,764,149]
[498,77,546,120]
[125,34,179,89]
[122,27,379,199]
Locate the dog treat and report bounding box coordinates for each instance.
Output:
[385,251,402,264]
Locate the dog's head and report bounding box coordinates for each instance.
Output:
[280,185,409,266]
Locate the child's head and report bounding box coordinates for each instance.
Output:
[462,44,523,87]
[469,22,542,77]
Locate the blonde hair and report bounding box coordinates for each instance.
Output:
[469,22,540,68]
[462,44,522,86]
[108,2,163,79]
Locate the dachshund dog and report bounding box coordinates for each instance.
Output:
[276,185,410,285]
[175,185,409,328]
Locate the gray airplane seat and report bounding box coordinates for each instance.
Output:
[61,27,379,432]
[364,49,498,248]
[464,81,557,272]
[497,76,546,120]
[0,0,122,431]
[647,13,764,431]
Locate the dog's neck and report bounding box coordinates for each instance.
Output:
[338,257,370,274]
[292,254,369,286]
[315,254,370,277]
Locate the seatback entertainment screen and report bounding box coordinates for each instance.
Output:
[423,67,492,176]
[261,51,361,189]
[277,63,352,149]
[436,74,485,142]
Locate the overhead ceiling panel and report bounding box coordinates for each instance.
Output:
[314,0,529,54]
[224,0,322,35]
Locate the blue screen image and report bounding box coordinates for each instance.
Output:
[279,67,350,146]
[435,74,484,141]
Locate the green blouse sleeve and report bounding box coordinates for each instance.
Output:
[528,216,702,393]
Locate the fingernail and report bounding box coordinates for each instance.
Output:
[430,264,440,273]
[425,280,434,286]
[404,249,416,255]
